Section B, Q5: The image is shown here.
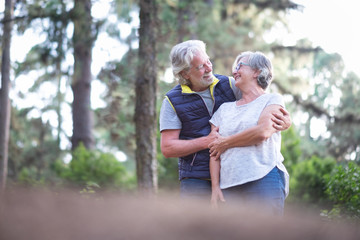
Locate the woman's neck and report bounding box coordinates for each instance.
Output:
[237,88,265,105]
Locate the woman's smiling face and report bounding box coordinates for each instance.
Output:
[233,57,254,88]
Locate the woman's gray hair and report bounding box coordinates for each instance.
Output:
[233,51,273,90]
[169,40,207,85]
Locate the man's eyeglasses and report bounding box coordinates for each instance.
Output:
[194,59,212,71]
[234,62,250,72]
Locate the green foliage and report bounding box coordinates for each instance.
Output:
[95,53,138,162]
[289,156,336,205]
[157,132,179,189]
[17,166,46,186]
[55,143,136,190]
[157,156,179,189]
[114,0,138,23]
[325,162,360,219]
[325,72,360,161]
[8,107,64,185]
[281,126,302,175]
[284,50,360,162]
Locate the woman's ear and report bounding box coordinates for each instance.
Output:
[253,69,260,79]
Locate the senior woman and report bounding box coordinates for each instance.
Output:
[209,51,289,215]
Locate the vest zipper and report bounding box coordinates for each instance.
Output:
[190,153,197,171]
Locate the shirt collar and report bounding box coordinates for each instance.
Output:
[180,76,219,94]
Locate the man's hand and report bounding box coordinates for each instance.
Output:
[207,126,220,146]
[272,108,291,131]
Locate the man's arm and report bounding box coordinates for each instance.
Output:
[209,106,291,159]
[160,127,219,158]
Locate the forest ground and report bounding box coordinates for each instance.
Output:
[0,188,359,240]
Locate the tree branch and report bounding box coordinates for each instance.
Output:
[271,45,323,54]
[273,82,360,124]
[234,0,302,11]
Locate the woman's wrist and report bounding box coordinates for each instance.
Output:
[219,136,230,152]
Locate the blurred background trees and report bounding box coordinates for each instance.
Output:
[0,0,359,219]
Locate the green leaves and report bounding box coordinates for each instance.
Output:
[325,162,360,219]
[56,143,135,190]
[289,155,336,205]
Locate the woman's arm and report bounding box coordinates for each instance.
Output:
[209,105,286,159]
[209,125,225,208]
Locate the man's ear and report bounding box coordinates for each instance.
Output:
[181,71,189,80]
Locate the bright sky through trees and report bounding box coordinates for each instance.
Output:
[288,0,360,76]
[1,0,359,74]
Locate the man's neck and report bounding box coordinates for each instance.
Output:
[192,86,209,92]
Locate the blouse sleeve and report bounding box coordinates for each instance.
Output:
[266,93,285,108]
[209,105,222,127]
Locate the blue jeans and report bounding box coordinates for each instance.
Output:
[222,167,286,215]
[180,178,211,200]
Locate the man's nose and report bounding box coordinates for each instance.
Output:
[205,62,212,72]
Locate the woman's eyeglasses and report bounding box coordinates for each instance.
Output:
[235,62,250,72]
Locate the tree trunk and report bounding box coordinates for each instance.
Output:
[0,0,13,197]
[55,1,67,150]
[135,0,158,194]
[71,0,94,150]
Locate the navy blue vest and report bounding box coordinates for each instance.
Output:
[166,74,236,180]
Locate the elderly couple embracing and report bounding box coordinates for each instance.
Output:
[160,40,291,215]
